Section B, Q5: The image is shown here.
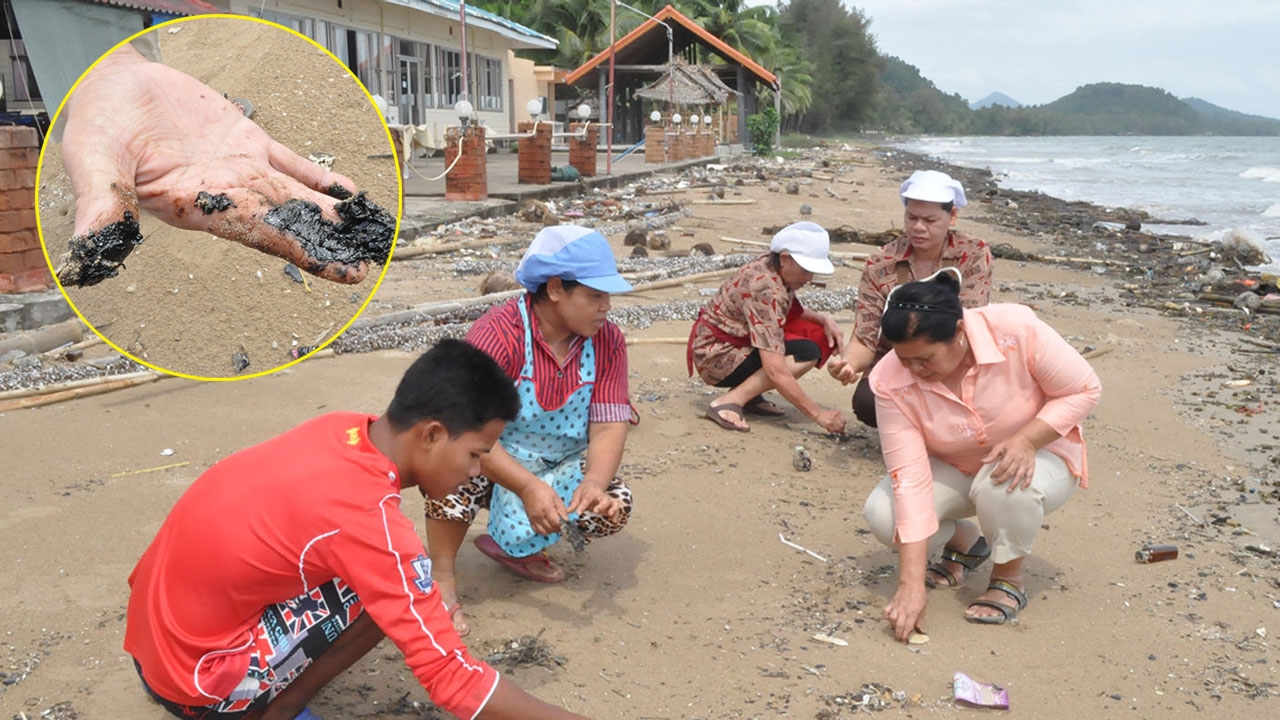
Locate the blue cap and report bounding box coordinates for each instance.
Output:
[515,226,633,293]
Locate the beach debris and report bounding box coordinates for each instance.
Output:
[518,199,558,225]
[953,672,1009,709]
[194,191,235,214]
[160,448,175,456]
[647,230,671,251]
[307,152,336,169]
[785,181,800,195]
[624,228,648,246]
[1135,543,1179,563]
[908,632,930,645]
[560,518,586,552]
[812,633,848,646]
[479,269,521,295]
[283,263,304,283]
[823,683,901,711]
[779,533,828,562]
[630,246,648,257]
[232,345,250,375]
[690,242,714,256]
[479,631,564,669]
[793,445,813,471]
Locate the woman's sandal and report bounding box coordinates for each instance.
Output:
[474,534,566,583]
[965,579,1028,625]
[924,536,990,589]
[743,394,787,417]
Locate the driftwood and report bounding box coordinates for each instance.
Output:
[0,371,164,412]
[719,236,869,261]
[690,199,756,206]
[825,187,845,201]
[0,319,84,358]
[1197,292,1280,314]
[393,236,523,261]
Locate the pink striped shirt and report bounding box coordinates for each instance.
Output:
[869,304,1102,544]
[466,296,632,423]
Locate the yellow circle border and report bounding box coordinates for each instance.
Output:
[33,12,404,383]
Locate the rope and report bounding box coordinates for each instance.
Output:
[406,134,466,183]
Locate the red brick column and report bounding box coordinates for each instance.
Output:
[517,121,552,184]
[444,126,488,201]
[701,127,715,157]
[568,123,598,177]
[0,127,49,294]
[667,130,684,162]
[644,125,666,164]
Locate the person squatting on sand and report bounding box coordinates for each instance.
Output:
[861,271,1101,639]
[124,340,594,720]
[828,170,994,427]
[423,226,635,637]
[687,221,848,434]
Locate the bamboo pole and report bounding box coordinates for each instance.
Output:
[392,236,525,261]
[0,372,164,413]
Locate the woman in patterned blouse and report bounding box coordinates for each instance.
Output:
[828,170,994,427]
[688,222,848,434]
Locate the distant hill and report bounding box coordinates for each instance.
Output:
[868,56,973,133]
[970,92,1020,110]
[1181,97,1280,134]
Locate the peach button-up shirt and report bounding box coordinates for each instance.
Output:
[868,304,1102,544]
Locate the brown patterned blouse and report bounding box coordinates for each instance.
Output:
[852,230,993,354]
[689,254,796,385]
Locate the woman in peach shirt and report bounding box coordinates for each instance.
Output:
[862,271,1101,639]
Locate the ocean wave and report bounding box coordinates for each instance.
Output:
[1241,167,1280,183]
[1263,202,1280,218]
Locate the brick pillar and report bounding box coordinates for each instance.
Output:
[644,125,666,164]
[517,121,552,184]
[444,126,488,201]
[0,127,49,294]
[702,127,715,157]
[568,123,598,177]
[667,130,684,162]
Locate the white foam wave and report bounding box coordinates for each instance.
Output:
[1241,167,1280,183]
[1263,202,1280,218]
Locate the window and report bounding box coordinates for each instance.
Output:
[7,39,38,101]
[439,48,462,106]
[473,55,503,112]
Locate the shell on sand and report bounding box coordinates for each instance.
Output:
[479,270,522,295]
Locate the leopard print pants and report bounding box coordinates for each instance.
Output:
[423,474,632,541]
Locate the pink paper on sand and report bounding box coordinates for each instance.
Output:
[953,671,1010,709]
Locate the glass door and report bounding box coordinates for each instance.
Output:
[398,56,422,125]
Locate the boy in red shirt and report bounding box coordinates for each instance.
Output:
[125,340,592,720]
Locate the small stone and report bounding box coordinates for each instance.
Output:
[799,204,813,215]
[908,632,929,645]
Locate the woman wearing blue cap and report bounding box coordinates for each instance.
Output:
[421,225,635,636]
[828,170,994,427]
[688,221,848,434]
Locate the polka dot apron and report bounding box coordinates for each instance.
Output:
[487,296,594,557]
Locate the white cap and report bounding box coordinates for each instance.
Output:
[769,221,834,275]
[899,170,967,208]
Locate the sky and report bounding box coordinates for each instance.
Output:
[749,0,1280,119]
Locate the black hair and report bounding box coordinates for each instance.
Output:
[881,271,963,344]
[768,251,782,271]
[385,339,520,435]
[531,278,581,303]
[902,199,956,213]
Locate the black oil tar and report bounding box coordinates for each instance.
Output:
[194,191,235,214]
[59,211,144,287]
[263,191,395,267]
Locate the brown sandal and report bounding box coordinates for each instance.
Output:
[705,402,750,432]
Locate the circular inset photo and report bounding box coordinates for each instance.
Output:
[36,15,401,380]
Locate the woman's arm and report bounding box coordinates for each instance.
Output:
[569,421,628,520]
[884,539,929,642]
[479,444,565,536]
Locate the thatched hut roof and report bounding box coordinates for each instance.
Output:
[634,59,740,106]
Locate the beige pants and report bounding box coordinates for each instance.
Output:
[863,451,1077,564]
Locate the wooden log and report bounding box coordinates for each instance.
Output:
[718,236,869,261]
[690,199,757,205]
[0,371,164,412]
[392,236,524,261]
[0,319,84,358]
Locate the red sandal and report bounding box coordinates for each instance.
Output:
[474,534,565,583]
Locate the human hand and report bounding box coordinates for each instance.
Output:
[883,582,928,643]
[822,315,845,355]
[519,482,569,536]
[56,44,392,287]
[826,356,864,386]
[568,482,621,522]
[982,435,1039,490]
[813,408,847,435]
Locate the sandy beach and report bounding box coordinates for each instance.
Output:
[2,143,1278,719]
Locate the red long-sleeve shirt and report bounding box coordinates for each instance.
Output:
[125,412,498,718]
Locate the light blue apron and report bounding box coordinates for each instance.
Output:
[487,296,594,556]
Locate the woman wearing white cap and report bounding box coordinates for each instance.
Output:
[421,225,636,636]
[687,221,848,434]
[828,170,994,427]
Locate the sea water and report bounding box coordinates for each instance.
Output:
[894,136,1280,273]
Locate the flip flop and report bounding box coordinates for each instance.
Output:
[965,579,1028,625]
[292,709,323,720]
[705,402,750,432]
[925,536,990,589]
[743,394,787,417]
[474,534,565,583]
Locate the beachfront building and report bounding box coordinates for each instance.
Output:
[2,0,219,128]
[213,1,557,138]
[564,3,778,148]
